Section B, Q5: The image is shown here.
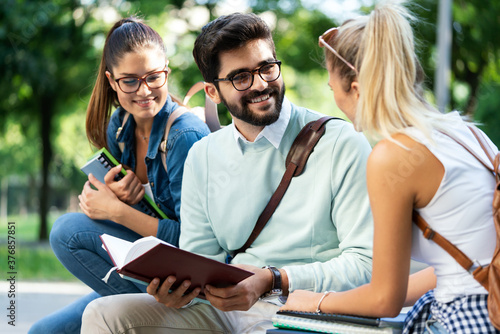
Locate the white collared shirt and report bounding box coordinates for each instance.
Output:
[232,97,291,153]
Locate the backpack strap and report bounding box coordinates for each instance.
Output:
[116,112,131,153]
[413,124,500,291]
[412,211,489,289]
[159,107,189,173]
[183,81,221,132]
[233,116,338,256]
[441,125,496,173]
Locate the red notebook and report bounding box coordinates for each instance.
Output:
[100,234,254,297]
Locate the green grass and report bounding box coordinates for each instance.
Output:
[0,212,59,241]
[0,244,77,281]
[1,212,78,281]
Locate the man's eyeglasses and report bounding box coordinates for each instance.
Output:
[319,28,358,76]
[214,60,282,91]
[113,66,169,94]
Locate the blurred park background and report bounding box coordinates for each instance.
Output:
[0,0,499,282]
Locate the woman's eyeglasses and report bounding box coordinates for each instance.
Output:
[113,66,169,94]
[319,28,358,76]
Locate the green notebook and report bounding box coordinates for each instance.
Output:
[81,148,168,219]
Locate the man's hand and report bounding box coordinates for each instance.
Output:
[146,276,201,308]
[203,264,271,312]
[104,165,145,205]
[79,173,122,221]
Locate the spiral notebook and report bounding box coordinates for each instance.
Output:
[81,148,167,219]
[271,310,405,334]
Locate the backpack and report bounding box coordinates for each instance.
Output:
[115,81,220,172]
[413,125,500,329]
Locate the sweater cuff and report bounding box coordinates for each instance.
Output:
[282,266,315,293]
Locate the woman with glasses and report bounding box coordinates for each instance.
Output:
[29,16,210,333]
[281,3,498,333]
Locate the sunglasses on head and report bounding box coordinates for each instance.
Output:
[319,27,358,76]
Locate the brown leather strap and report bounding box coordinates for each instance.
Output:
[414,124,499,288]
[413,211,477,272]
[234,116,337,256]
[440,126,494,172]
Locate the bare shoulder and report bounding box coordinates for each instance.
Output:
[368,134,424,172]
[368,133,444,208]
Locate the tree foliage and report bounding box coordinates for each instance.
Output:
[412,0,500,141]
[0,0,102,239]
[1,0,499,240]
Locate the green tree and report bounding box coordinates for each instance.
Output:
[0,0,102,239]
[413,0,500,145]
[2,0,498,241]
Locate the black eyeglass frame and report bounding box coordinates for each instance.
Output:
[113,65,169,94]
[213,60,282,91]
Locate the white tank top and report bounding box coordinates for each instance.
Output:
[408,112,497,302]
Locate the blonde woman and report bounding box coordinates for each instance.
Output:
[281,2,498,333]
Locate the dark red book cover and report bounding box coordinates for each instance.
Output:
[100,235,254,297]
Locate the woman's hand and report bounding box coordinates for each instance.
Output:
[79,173,124,221]
[104,164,145,205]
[280,290,321,313]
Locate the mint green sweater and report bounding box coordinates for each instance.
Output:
[180,101,373,292]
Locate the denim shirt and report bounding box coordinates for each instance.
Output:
[106,95,210,246]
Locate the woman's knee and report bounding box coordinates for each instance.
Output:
[50,213,95,256]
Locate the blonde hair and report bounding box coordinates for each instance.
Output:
[326,2,457,143]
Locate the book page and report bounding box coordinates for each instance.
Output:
[124,236,176,264]
[101,234,134,268]
[101,234,177,268]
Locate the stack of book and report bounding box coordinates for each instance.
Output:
[269,310,406,334]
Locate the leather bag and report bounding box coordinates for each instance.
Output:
[413,125,500,329]
[233,116,337,256]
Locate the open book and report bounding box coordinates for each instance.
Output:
[81,148,167,219]
[100,234,254,297]
[271,310,406,334]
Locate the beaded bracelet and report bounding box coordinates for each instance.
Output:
[316,291,335,313]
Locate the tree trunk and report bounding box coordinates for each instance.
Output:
[38,95,53,240]
[463,60,485,117]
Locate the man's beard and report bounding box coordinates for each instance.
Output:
[220,83,285,127]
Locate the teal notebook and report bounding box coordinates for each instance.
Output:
[81,148,168,219]
[271,310,405,334]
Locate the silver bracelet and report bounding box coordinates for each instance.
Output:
[316,291,334,313]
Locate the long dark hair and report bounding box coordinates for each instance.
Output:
[85,16,165,149]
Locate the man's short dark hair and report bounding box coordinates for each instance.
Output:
[193,13,277,84]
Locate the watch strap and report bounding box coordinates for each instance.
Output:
[261,265,282,299]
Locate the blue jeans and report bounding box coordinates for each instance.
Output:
[29,213,148,333]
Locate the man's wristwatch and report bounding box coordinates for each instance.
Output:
[261,265,282,299]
